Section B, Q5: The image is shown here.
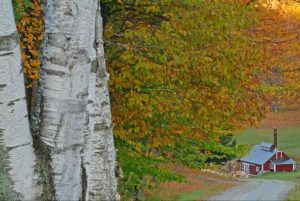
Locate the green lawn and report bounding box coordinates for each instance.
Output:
[258,170,300,182]
[178,189,211,201]
[177,184,226,201]
[287,187,300,201]
[237,126,300,158]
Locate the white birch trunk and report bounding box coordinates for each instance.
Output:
[82,72,96,201]
[38,0,97,200]
[88,2,119,200]
[0,1,41,200]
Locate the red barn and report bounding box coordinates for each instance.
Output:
[240,142,296,175]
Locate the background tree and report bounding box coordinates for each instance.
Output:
[253,1,300,111]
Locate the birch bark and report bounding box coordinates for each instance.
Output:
[87,2,119,200]
[0,1,41,200]
[82,72,96,201]
[37,0,97,200]
[32,1,119,199]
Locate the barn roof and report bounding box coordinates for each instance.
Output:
[270,158,296,165]
[240,142,278,165]
[260,142,274,151]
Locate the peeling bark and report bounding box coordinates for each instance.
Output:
[37,0,97,200]
[0,1,41,200]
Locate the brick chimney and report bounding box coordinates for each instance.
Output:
[274,128,278,148]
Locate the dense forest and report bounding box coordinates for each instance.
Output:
[0,0,299,200]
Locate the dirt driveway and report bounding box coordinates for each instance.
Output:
[208,179,296,201]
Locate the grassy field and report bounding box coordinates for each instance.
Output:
[237,126,300,158]
[177,185,222,201]
[258,170,300,182]
[287,185,300,201]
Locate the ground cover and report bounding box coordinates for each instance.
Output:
[146,163,237,201]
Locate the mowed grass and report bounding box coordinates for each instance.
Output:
[258,170,300,182]
[177,184,226,201]
[176,179,234,201]
[237,126,300,158]
[287,187,300,201]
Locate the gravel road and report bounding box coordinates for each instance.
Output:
[208,179,296,201]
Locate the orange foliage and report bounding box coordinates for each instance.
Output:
[16,0,44,86]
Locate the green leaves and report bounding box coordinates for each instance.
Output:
[12,0,33,21]
[115,138,184,200]
[161,135,249,168]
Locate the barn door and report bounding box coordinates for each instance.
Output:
[245,163,249,174]
[242,163,250,174]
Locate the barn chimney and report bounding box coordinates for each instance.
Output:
[274,128,278,148]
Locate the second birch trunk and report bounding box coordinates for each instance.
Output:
[87,2,119,200]
[36,0,97,200]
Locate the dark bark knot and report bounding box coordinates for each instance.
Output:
[0,84,7,91]
[0,31,19,51]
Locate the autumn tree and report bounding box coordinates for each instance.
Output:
[102,0,269,197]
[103,0,267,151]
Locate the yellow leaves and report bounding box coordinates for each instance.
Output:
[104,24,114,39]
[104,0,277,152]
[256,0,300,110]
[146,4,159,13]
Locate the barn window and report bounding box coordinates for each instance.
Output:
[256,167,259,172]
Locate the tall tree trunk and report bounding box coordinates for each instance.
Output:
[87,2,119,200]
[0,1,41,200]
[31,1,119,199]
[36,0,97,200]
